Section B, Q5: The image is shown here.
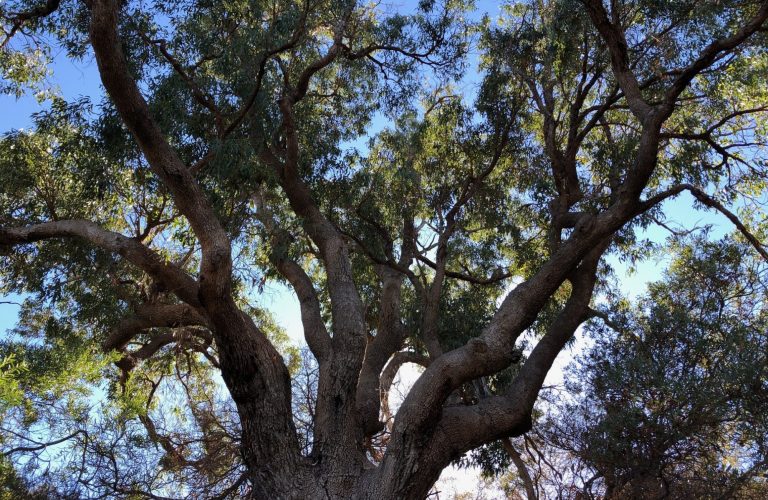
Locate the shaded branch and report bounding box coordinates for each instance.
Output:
[89,0,233,294]
[581,0,653,120]
[4,429,86,456]
[639,183,768,261]
[253,191,331,362]
[357,266,409,436]
[665,2,768,103]
[686,185,768,261]
[104,303,209,352]
[1,0,60,48]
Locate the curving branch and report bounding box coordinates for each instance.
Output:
[0,220,200,306]
[89,5,304,486]
[357,267,409,436]
[256,6,373,461]
[3,429,86,456]
[253,192,331,362]
[422,242,605,484]
[639,183,768,261]
[581,0,653,121]
[664,2,768,103]
[1,0,61,48]
[379,350,430,434]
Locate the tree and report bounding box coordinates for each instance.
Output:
[1,0,767,497]
[556,238,768,499]
[477,238,768,500]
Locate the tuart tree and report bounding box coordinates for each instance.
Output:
[1,0,768,497]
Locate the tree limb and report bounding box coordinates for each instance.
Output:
[104,303,209,352]
[0,220,200,306]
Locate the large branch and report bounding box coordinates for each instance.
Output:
[581,0,653,121]
[264,33,369,463]
[395,245,604,496]
[366,3,768,494]
[356,266,408,435]
[372,177,676,497]
[254,193,331,362]
[89,0,233,295]
[503,244,603,410]
[88,8,302,479]
[268,150,367,468]
[0,220,200,306]
[409,169,768,478]
[104,303,209,352]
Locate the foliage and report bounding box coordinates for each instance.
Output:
[479,238,768,499]
[568,238,768,499]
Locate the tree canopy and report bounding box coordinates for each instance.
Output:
[1,0,768,498]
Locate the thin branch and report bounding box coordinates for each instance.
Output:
[4,429,86,456]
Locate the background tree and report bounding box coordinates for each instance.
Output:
[474,236,766,498]
[1,0,768,498]
[561,237,768,499]
[467,237,768,499]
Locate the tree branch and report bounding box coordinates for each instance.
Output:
[686,185,768,261]
[639,183,768,260]
[1,0,60,48]
[103,303,209,352]
[581,0,653,121]
[0,220,200,306]
[664,2,768,103]
[89,0,233,296]
[4,429,86,456]
[253,192,331,362]
[357,266,409,435]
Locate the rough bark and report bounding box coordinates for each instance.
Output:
[88,1,304,493]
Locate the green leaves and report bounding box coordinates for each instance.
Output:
[0,45,50,98]
[0,354,25,420]
[1,0,768,496]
